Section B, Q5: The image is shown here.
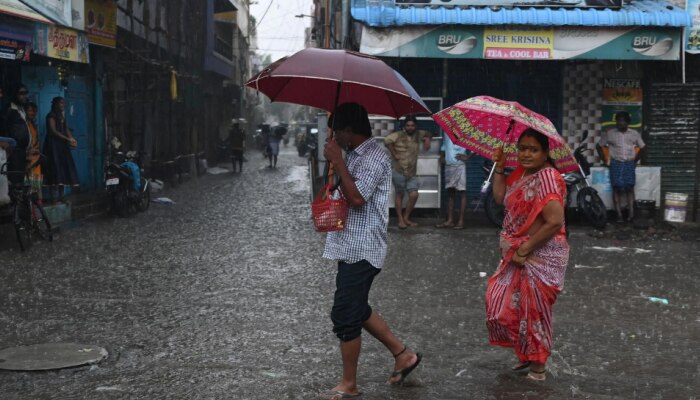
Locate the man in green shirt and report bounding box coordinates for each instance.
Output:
[384,116,431,229]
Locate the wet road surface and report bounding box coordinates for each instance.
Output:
[0,146,698,399]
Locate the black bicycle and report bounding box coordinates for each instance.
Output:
[0,163,53,251]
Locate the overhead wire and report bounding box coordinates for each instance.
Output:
[255,0,274,28]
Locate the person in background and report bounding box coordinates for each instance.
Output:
[436,133,473,230]
[596,111,645,222]
[229,119,246,174]
[1,84,30,186]
[384,115,431,229]
[267,125,283,168]
[25,102,42,203]
[43,96,79,203]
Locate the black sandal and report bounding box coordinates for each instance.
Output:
[512,361,531,371]
[388,347,422,385]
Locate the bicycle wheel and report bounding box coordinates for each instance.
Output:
[136,180,150,212]
[577,187,608,229]
[31,199,53,241]
[485,190,505,229]
[14,201,32,251]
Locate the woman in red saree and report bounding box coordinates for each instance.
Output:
[486,128,569,381]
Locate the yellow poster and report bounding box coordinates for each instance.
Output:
[602,79,643,104]
[484,28,554,59]
[85,0,116,48]
[34,25,90,63]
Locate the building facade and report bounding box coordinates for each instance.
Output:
[311,0,699,219]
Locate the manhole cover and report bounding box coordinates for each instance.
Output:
[0,343,108,371]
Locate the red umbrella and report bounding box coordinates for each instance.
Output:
[245,48,430,118]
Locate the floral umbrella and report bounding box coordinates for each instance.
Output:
[432,96,577,173]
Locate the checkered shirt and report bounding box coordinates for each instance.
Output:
[323,138,391,269]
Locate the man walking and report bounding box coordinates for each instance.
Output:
[229,119,245,174]
[436,133,472,230]
[597,111,645,222]
[384,115,431,229]
[321,103,422,399]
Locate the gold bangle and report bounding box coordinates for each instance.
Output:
[516,249,529,257]
[494,168,505,175]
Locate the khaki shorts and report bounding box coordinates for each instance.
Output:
[392,170,419,193]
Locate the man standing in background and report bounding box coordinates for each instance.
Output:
[229,119,246,174]
[596,111,645,222]
[436,133,472,230]
[384,116,431,229]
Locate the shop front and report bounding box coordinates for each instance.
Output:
[26,23,98,191]
[0,1,109,197]
[353,0,691,211]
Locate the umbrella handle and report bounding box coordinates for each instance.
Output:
[480,163,496,194]
[323,160,341,190]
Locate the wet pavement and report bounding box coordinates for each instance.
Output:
[0,146,698,399]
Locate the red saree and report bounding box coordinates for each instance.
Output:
[486,166,569,365]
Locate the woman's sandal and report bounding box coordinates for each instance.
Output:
[387,346,423,385]
[511,361,531,371]
[526,369,546,381]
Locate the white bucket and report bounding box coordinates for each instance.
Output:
[664,192,688,223]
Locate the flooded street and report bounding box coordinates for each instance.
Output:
[1,147,698,399]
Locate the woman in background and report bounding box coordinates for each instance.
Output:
[25,102,42,203]
[43,97,79,203]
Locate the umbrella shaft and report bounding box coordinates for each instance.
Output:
[480,163,496,194]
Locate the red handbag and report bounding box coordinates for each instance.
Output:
[311,184,348,232]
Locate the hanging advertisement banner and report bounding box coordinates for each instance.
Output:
[19,0,72,27]
[483,27,554,59]
[33,24,89,63]
[361,26,682,60]
[601,79,643,131]
[687,0,700,53]
[0,37,30,61]
[85,0,116,48]
[0,16,33,61]
[72,0,85,30]
[0,0,51,23]
[394,0,622,9]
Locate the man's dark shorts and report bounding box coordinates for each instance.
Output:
[331,260,381,342]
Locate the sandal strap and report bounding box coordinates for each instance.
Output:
[392,346,407,358]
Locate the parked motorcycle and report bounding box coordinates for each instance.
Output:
[482,131,607,229]
[105,151,150,217]
[564,131,608,229]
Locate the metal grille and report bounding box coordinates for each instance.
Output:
[646,83,700,221]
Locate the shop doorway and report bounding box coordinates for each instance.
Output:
[23,66,94,190]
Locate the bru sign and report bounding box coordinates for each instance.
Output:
[631,34,674,57]
[436,33,477,55]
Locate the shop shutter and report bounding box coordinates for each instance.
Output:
[646,83,700,220]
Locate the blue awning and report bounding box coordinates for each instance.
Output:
[352,0,691,27]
